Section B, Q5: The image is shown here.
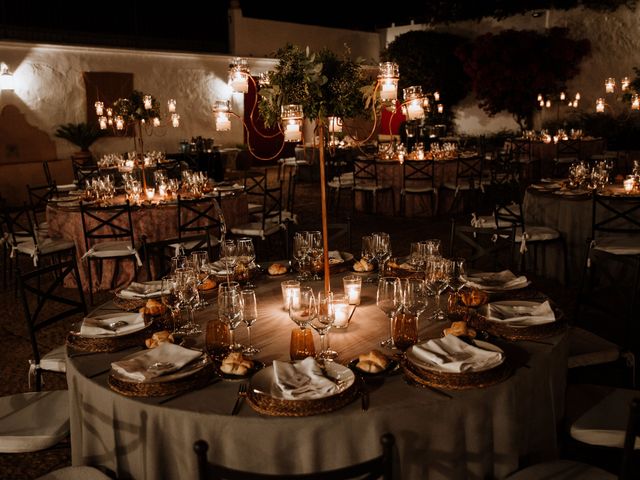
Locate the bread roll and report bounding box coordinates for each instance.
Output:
[145,330,174,349]
[353,259,373,272]
[356,359,383,374]
[143,298,166,316]
[220,362,249,375]
[357,349,388,372]
[443,321,476,338]
[198,278,217,291]
[220,352,253,375]
[268,263,287,275]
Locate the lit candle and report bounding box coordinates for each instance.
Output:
[332,294,350,329]
[158,183,167,197]
[537,93,543,102]
[145,188,155,201]
[281,280,301,310]
[539,100,545,107]
[95,101,104,116]
[605,78,616,93]
[143,95,152,110]
[596,98,605,113]
[380,81,397,101]
[545,99,551,108]
[167,99,176,113]
[437,103,444,114]
[152,117,161,127]
[171,113,180,128]
[575,92,581,100]
[622,77,630,91]
[115,116,125,130]
[284,122,301,142]
[433,91,440,102]
[405,100,424,120]
[98,116,107,130]
[216,113,231,132]
[624,177,635,193]
[343,275,362,305]
[230,73,248,93]
[632,95,639,110]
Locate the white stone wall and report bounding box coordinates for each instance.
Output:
[379,5,640,135]
[0,40,275,200]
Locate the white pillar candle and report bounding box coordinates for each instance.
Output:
[406,101,424,120]
[216,114,231,132]
[145,188,155,201]
[380,81,397,101]
[167,99,177,112]
[94,101,104,116]
[284,123,301,142]
[343,275,362,305]
[624,178,635,193]
[332,294,350,329]
[281,280,301,311]
[143,95,153,110]
[230,74,248,93]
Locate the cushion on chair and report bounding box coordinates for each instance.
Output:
[570,387,640,449]
[568,327,620,369]
[514,225,560,243]
[247,203,262,214]
[230,222,283,238]
[39,345,67,373]
[554,157,579,164]
[593,237,640,255]
[35,466,112,480]
[505,459,615,479]
[0,391,69,453]
[401,186,435,194]
[84,241,137,258]
[55,183,79,193]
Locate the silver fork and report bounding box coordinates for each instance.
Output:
[231,383,248,415]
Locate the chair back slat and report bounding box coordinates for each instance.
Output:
[454,155,483,189]
[592,194,640,236]
[177,196,225,241]
[353,157,379,186]
[80,201,135,246]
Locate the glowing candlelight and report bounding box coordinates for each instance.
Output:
[624,177,635,193]
[167,99,176,113]
[94,101,104,116]
[171,113,180,128]
[281,280,301,311]
[115,116,125,130]
[332,294,350,329]
[596,98,605,113]
[284,122,301,142]
[632,95,639,110]
[437,103,444,114]
[98,116,107,130]
[145,188,155,201]
[405,100,424,120]
[216,113,231,132]
[560,92,566,100]
[343,275,361,305]
[380,81,397,101]
[152,117,160,127]
[143,95,153,110]
[605,78,616,93]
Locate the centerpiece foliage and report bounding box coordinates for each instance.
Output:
[113,90,161,123]
[258,44,370,129]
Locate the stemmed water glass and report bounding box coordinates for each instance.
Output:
[289,286,316,330]
[190,250,210,307]
[160,275,180,333]
[308,231,324,281]
[376,277,402,349]
[448,258,466,294]
[292,232,310,281]
[240,289,260,355]
[236,237,256,288]
[425,256,450,321]
[173,267,202,335]
[408,242,426,272]
[361,235,376,282]
[311,291,337,360]
[220,239,238,284]
[218,288,244,351]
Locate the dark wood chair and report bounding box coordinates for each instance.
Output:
[400,159,437,216]
[194,433,394,480]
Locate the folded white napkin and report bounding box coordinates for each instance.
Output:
[80,312,145,337]
[328,251,344,264]
[409,335,504,373]
[464,270,528,291]
[486,301,556,326]
[272,357,340,400]
[111,343,202,382]
[118,281,164,299]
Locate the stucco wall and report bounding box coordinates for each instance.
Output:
[228,6,380,61]
[0,40,275,201]
[380,5,640,135]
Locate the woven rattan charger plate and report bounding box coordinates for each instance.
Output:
[401,351,514,390]
[108,354,216,397]
[245,363,359,416]
[468,306,567,341]
[66,315,159,353]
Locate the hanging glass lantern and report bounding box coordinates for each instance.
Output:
[213,100,232,132]
[281,104,303,142]
[229,57,250,94]
[378,62,399,102]
[402,86,425,120]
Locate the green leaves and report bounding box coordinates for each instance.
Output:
[54,122,103,151]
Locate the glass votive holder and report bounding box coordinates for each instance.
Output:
[332,294,351,329]
[624,177,635,193]
[281,280,301,311]
[343,275,362,305]
[145,187,155,201]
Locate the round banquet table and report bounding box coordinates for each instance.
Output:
[67,271,568,480]
[46,191,248,291]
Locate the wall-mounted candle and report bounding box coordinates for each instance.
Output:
[171,113,180,128]
[95,101,104,116]
[281,280,301,311]
[343,275,362,305]
[332,294,351,329]
[115,116,125,130]
[167,99,177,113]
[145,188,155,201]
[284,122,302,142]
[152,117,161,127]
[624,177,635,193]
[143,95,153,110]
[98,116,107,130]
[380,80,397,101]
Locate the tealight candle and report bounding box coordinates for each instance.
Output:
[332,294,351,329]
[281,280,301,311]
[624,177,635,193]
[145,188,155,201]
[343,275,362,305]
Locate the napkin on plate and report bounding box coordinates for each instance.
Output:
[272,357,341,400]
[328,251,344,264]
[409,335,504,373]
[111,343,203,382]
[118,281,164,299]
[486,301,556,326]
[464,270,528,291]
[80,312,145,337]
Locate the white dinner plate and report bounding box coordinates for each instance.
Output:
[110,351,210,384]
[250,362,355,400]
[116,280,164,299]
[406,339,505,373]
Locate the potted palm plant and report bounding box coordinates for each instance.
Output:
[54,122,103,165]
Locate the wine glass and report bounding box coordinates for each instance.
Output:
[190,250,210,307]
[220,239,238,284]
[236,237,256,288]
[402,277,428,338]
[372,232,392,281]
[160,275,180,333]
[292,232,310,281]
[173,267,202,335]
[376,277,401,349]
[289,286,316,330]
[425,257,449,321]
[218,288,244,351]
[361,235,376,282]
[392,312,418,353]
[311,291,337,360]
[240,289,260,355]
[308,231,324,281]
[408,242,426,272]
[448,258,466,294]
